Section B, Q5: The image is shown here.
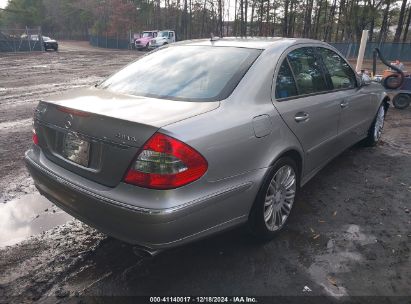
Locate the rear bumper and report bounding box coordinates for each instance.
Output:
[44,43,58,49]
[25,148,259,249]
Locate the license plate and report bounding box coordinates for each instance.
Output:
[62,133,90,167]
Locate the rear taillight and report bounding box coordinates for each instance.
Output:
[124,133,208,189]
[32,129,39,145]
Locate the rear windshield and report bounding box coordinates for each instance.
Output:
[99,45,261,102]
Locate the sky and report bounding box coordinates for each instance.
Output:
[0,0,8,9]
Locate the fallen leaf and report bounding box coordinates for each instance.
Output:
[313,234,320,240]
[327,276,337,286]
[318,220,326,223]
[333,211,337,216]
[302,286,312,292]
[310,227,315,233]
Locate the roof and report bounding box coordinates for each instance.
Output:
[174,37,327,50]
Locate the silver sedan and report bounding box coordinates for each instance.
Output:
[25,38,389,251]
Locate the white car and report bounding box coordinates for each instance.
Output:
[149,30,175,49]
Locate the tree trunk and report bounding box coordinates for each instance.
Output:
[250,0,256,36]
[259,0,264,35]
[314,0,323,39]
[335,0,344,41]
[402,5,411,42]
[324,0,337,41]
[244,0,248,36]
[369,5,375,42]
[234,0,238,35]
[240,0,244,36]
[377,0,390,44]
[183,0,188,39]
[218,0,223,36]
[394,0,408,42]
[282,0,289,37]
[272,5,276,36]
[201,0,207,37]
[266,0,271,36]
[339,0,347,41]
[303,0,313,38]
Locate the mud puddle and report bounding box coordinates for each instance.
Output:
[0,193,72,247]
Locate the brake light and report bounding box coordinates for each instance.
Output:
[56,105,90,117]
[124,133,208,189]
[32,129,39,145]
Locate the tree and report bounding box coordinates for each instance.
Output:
[377,0,391,44]
[393,0,408,42]
[1,0,410,43]
[403,4,411,42]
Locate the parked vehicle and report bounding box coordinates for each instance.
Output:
[149,30,175,49]
[26,38,390,252]
[20,34,39,41]
[135,31,158,50]
[42,36,58,51]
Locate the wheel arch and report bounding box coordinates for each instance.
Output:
[382,95,390,113]
[268,148,303,187]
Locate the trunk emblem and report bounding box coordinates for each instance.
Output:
[115,132,137,142]
[65,114,73,129]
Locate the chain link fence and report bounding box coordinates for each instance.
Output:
[330,42,411,61]
[0,27,44,52]
[89,32,134,50]
[88,33,411,62]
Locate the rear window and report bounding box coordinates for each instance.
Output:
[99,46,261,102]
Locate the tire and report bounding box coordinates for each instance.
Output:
[145,43,149,51]
[363,103,386,146]
[248,157,299,240]
[393,94,411,110]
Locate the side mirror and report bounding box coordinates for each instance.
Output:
[359,73,371,86]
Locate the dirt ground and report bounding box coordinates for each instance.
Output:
[0,41,410,303]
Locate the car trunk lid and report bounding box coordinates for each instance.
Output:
[34,87,219,187]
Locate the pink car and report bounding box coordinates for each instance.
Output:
[135,31,158,50]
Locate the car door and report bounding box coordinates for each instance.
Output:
[316,47,374,149]
[273,46,342,175]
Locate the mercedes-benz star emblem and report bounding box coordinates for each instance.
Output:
[65,114,74,129]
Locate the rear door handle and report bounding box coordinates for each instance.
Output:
[294,112,309,122]
[340,100,349,108]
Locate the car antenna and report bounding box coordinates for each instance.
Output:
[210,33,220,42]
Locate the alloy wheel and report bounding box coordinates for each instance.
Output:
[373,106,385,141]
[263,165,296,231]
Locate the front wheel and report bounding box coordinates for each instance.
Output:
[363,103,386,146]
[393,94,411,110]
[248,157,298,240]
